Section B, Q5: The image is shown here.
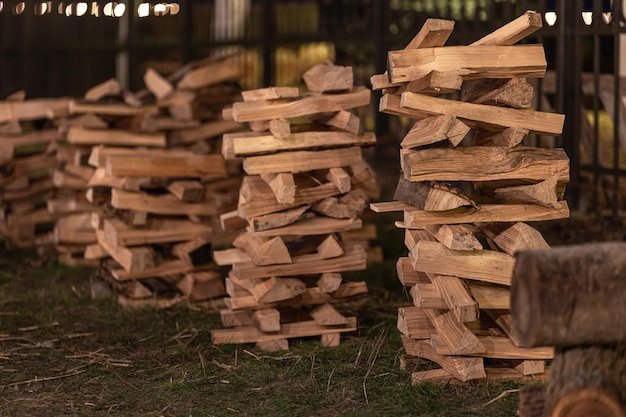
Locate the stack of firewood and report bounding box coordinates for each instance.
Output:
[370,11,569,382]
[0,93,71,250]
[76,55,245,307]
[210,61,379,351]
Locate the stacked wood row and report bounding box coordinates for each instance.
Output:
[0,92,72,250]
[210,61,380,351]
[369,11,568,383]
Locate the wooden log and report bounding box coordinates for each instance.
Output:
[410,240,514,286]
[511,242,626,347]
[402,146,569,183]
[302,60,353,93]
[105,154,227,178]
[546,346,626,417]
[388,44,546,82]
[470,10,543,46]
[401,201,570,226]
[229,131,376,157]
[231,87,370,122]
[401,114,469,148]
[400,92,564,135]
[243,146,363,175]
[393,178,474,211]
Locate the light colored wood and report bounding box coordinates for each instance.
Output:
[405,229,436,250]
[0,128,62,148]
[268,118,291,139]
[252,308,281,332]
[462,78,534,108]
[88,145,193,168]
[171,238,213,266]
[326,167,351,193]
[230,130,375,157]
[317,272,342,293]
[111,189,219,216]
[63,163,95,182]
[427,224,482,251]
[176,56,241,89]
[232,245,366,280]
[432,311,486,355]
[473,127,528,147]
[251,216,361,238]
[467,282,510,310]
[144,68,173,100]
[400,92,565,135]
[84,243,109,260]
[388,45,546,83]
[243,146,362,175]
[312,110,361,134]
[231,87,370,122]
[410,240,514,286]
[233,232,292,266]
[320,333,340,347]
[393,178,474,211]
[403,146,569,183]
[177,271,225,301]
[428,273,479,323]
[241,86,300,101]
[411,368,456,384]
[167,180,206,202]
[213,248,252,266]
[397,307,435,339]
[248,206,310,232]
[494,175,561,209]
[432,334,554,360]
[111,259,193,281]
[105,154,227,178]
[401,337,486,382]
[52,170,88,190]
[401,114,468,149]
[396,257,430,286]
[316,234,345,259]
[54,213,97,245]
[509,359,545,376]
[303,60,353,93]
[67,126,166,147]
[0,98,70,123]
[492,222,550,256]
[96,230,155,273]
[211,317,357,345]
[401,200,570,226]
[310,303,349,326]
[256,339,289,351]
[260,172,296,204]
[69,100,158,117]
[220,310,253,327]
[84,78,121,101]
[470,10,542,46]
[369,201,415,213]
[410,283,448,309]
[312,192,367,219]
[398,70,463,95]
[220,210,247,232]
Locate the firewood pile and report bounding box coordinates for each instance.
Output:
[369,11,569,382]
[1,55,246,307]
[210,61,380,351]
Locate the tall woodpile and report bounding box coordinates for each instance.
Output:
[210,61,379,351]
[369,11,569,382]
[1,55,246,307]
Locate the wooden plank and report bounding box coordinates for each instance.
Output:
[232,245,367,280]
[432,335,554,360]
[111,259,193,281]
[388,45,547,83]
[0,98,70,123]
[211,317,357,345]
[96,230,155,273]
[409,240,514,286]
[470,10,543,46]
[231,87,370,122]
[67,126,166,147]
[105,154,227,178]
[251,216,361,237]
[111,189,219,216]
[400,92,565,135]
[401,114,468,149]
[243,146,362,175]
[426,224,482,251]
[230,131,375,157]
[402,201,570,226]
[241,87,300,101]
[69,100,158,117]
[103,218,213,247]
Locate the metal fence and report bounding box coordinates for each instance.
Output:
[0,0,624,217]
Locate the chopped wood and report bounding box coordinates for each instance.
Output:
[466,283,510,310]
[252,308,281,332]
[96,230,155,273]
[398,70,463,95]
[105,154,227,178]
[400,92,565,135]
[326,167,351,193]
[473,127,529,147]
[84,78,122,101]
[251,216,361,237]
[316,234,345,259]
[88,145,193,168]
[494,175,561,209]
[177,271,225,301]
[231,87,370,122]
[269,118,291,139]
[303,60,353,93]
[248,206,310,232]
[428,273,479,323]
[431,334,554,360]
[388,45,547,84]
[167,180,206,202]
[401,114,468,149]
[410,283,448,309]
[470,10,543,46]
[462,78,534,108]
[67,126,166,147]
[260,172,296,204]
[176,56,241,89]
[312,110,361,134]
[396,257,430,286]
[144,68,173,100]
[397,307,436,339]
[320,333,341,347]
[410,240,514,286]
[393,178,474,211]
[69,101,158,117]
[170,120,241,144]
[491,222,550,256]
[233,232,292,266]
[0,98,70,123]
[310,303,349,326]
[317,273,343,293]
[432,311,486,355]
[425,224,482,251]
[111,189,219,216]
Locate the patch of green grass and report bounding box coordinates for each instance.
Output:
[0,241,523,417]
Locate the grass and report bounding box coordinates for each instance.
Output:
[0,218,528,417]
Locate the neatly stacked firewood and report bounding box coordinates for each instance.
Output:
[370,11,569,382]
[210,61,379,351]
